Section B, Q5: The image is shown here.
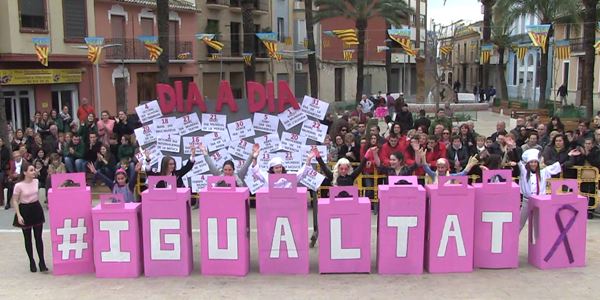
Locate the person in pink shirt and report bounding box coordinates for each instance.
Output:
[97,110,116,146]
[11,162,48,273]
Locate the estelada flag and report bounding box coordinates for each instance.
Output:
[138,36,163,62]
[526,24,551,53]
[329,29,359,46]
[554,40,571,60]
[84,37,104,64]
[343,49,354,61]
[387,29,417,56]
[515,46,528,61]
[243,52,253,66]
[32,37,50,67]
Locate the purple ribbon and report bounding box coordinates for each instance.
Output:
[543,204,578,264]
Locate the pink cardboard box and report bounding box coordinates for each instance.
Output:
[318,186,371,274]
[47,173,94,275]
[141,176,193,277]
[528,180,587,269]
[199,176,250,276]
[256,174,309,275]
[377,176,426,275]
[92,194,142,278]
[472,170,521,269]
[425,176,475,273]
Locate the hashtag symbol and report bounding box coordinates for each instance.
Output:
[57,218,89,260]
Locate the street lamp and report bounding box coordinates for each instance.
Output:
[72,44,122,113]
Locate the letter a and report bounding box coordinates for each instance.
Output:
[270,217,298,258]
[438,215,466,257]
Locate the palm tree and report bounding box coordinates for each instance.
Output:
[305,0,319,98]
[242,0,256,82]
[314,0,413,103]
[499,0,579,108]
[156,0,169,83]
[582,0,597,118]
[491,3,513,103]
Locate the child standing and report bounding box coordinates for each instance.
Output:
[88,162,141,203]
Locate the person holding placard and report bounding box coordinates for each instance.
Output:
[313,148,371,187]
[417,149,479,184]
[373,149,419,177]
[88,162,141,203]
[145,145,196,188]
[201,143,259,187]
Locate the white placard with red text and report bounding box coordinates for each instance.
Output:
[244,170,266,194]
[153,117,179,135]
[299,165,326,191]
[201,113,227,132]
[157,134,181,153]
[279,131,307,153]
[254,133,281,153]
[186,155,210,176]
[253,112,280,133]
[182,136,203,155]
[228,139,253,159]
[300,119,328,143]
[202,131,231,152]
[136,144,162,168]
[301,145,329,163]
[210,148,233,168]
[301,96,329,120]
[135,100,163,124]
[178,113,202,135]
[190,174,209,193]
[227,118,256,141]
[134,123,157,146]
[278,107,308,130]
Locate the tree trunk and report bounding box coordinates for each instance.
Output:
[242,0,256,82]
[538,25,553,108]
[481,0,494,89]
[385,22,393,92]
[0,90,7,143]
[156,0,169,83]
[497,45,509,102]
[583,0,597,118]
[304,0,319,98]
[355,19,367,103]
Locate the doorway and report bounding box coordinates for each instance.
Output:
[3,87,35,131]
[51,84,78,117]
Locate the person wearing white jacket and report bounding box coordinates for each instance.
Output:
[517,148,562,231]
[250,153,314,189]
[200,143,259,187]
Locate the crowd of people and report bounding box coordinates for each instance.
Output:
[2,93,600,272]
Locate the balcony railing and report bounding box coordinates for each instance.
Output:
[229,0,268,11]
[570,38,585,53]
[104,38,193,61]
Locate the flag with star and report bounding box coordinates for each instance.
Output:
[85,37,104,64]
[32,37,50,67]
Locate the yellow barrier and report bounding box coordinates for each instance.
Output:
[135,164,599,210]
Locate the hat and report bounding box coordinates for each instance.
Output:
[400,92,404,96]
[522,149,540,163]
[268,157,284,168]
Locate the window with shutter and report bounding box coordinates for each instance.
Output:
[62,0,87,42]
[19,0,47,31]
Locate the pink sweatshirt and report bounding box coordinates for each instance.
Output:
[14,180,39,204]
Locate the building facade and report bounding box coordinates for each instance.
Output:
[94,0,200,114]
[451,22,482,93]
[197,0,271,100]
[504,13,552,103]
[0,0,96,129]
[318,0,427,103]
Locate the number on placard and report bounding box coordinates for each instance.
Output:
[183,115,191,123]
[285,152,292,160]
[143,126,150,134]
[264,114,269,120]
[192,136,201,143]
[236,121,244,129]
[161,118,169,124]
[212,152,221,160]
[312,98,319,106]
[238,140,247,147]
[213,132,219,138]
[312,121,320,129]
[291,133,299,141]
[262,153,270,160]
[264,135,269,142]
[145,104,149,109]
[209,114,217,122]
[288,108,294,116]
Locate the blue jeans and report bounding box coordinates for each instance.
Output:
[75,159,88,173]
[64,157,76,173]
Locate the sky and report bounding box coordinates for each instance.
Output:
[428,0,483,29]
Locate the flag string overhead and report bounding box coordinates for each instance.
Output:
[387,29,417,57]
[527,24,551,53]
[196,33,224,52]
[554,40,571,60]
[343,49,355,61]
[480,44,494,64]
[32,37,50,67]
[515,46,528,61]
[256,32,283,61]
[243,52,253,66]
[84,37,104,64]
[324,29,359,46]
[440,45,453,56]
[138,36,163,62]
